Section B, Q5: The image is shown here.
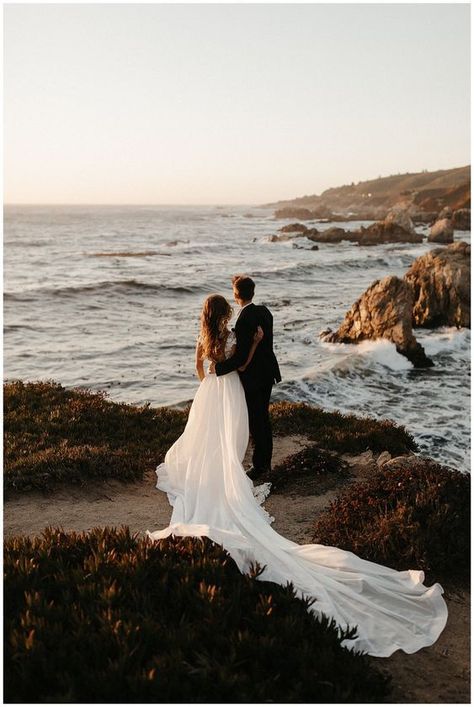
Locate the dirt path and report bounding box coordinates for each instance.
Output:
[4,436,469,703]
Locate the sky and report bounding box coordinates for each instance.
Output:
[4,3,471,205]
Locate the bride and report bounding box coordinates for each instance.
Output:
[146,294,448,658]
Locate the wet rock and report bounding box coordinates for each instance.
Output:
[355,207,422,246]
[384,205,417,234]
[279,222,308,233]
[437,206,453,220]
[321,275,434,367]
[452,208,471,231]
[428,217,454,244]
[267,233,297,242]
[306,227,358,244]
[404,241,470,328]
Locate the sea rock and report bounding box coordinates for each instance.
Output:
[428,217,454,244]
[267,233,297,243]
[404,241,470,328]
[306,227,358,244]
[321,275,433,367]
[292,241,319,251]
[279,222,308,233]
[437,206,453,220]
[384,205,417,235]
[355,207,422,246]
[452,208,471,231]
[275,207,314,220]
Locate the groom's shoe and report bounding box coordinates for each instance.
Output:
[246,466,271,481]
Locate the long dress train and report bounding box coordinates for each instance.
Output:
[146,344,448,658]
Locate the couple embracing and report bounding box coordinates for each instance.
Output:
[147,274,447,659]
[205,274,281,480]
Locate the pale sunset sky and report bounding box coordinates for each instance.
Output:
[4,2,471,205]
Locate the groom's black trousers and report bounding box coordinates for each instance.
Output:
[244,380,273,471]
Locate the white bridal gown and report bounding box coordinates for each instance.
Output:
[146,333,448,658]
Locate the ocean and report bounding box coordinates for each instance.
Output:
[4,204,470,472]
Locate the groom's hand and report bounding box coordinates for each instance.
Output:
[209,361,216,374]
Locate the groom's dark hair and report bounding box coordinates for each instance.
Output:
[232,274,255,301]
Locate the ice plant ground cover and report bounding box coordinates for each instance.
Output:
[4,381,417,493]
[4,526,391,703]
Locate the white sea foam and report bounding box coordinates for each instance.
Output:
[415,326,470,356]
[320,338,413,372]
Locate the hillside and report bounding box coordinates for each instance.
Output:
[264,165,470,220]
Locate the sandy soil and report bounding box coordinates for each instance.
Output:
[4,435,470,703]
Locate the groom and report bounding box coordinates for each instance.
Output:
[214,274,281,479]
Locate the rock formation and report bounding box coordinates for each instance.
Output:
[452,208,471,231]
[321,276,433,367]
[354,207,423,246]
[404,241,470,328]
[267,233,297,242]
[305,227,358,244]
[428,217,454,244]
[384,205,417,234]
[279,223,308,233]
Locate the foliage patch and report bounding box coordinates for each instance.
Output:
[4,380,186,492]
[270,401,417,455]
[312,459,470,585]
[4,526,390,703]
[262,444,350,495]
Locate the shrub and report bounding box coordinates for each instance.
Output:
[312,459,470,585]
[262,444,350,495]
[4,381,187,492]
[270,401,417,455]
[4,381,417,494]
[4,526,390,703]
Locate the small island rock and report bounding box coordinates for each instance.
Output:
[428,217,454,244]
[279,223,308,233]
[452,208,471,231]
[321,275,433,367]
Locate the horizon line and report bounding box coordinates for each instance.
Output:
[4,163,470,209]
[4,202,264,207]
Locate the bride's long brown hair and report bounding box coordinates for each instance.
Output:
[199,294,233,362]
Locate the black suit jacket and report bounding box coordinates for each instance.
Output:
[215,303,281,389]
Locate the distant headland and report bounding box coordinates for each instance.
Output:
[263,165,470,223]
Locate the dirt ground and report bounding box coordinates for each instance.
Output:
[4,435,470,703]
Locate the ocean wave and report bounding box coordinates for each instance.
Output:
[88,251,172,258]
[4,279,205,301]
[319,338,414,372]
[415,327,470,356]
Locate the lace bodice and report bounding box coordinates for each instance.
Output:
[197,330,236,369]
[224,330,236,359]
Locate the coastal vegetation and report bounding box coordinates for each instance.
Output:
[260,443,350,495]
[313,458,470,586]
[4,381,417,493]
[4,526,390,703]
[4,379,469,701]
[270,400,417,455]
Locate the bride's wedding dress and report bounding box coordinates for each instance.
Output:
[146,333,448,658]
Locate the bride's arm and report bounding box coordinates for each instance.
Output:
[195,340,205,381]
[238,326,264,372]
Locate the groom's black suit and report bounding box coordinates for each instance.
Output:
[215,302,281,471]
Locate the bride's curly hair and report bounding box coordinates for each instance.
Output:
[200,294,233,362]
